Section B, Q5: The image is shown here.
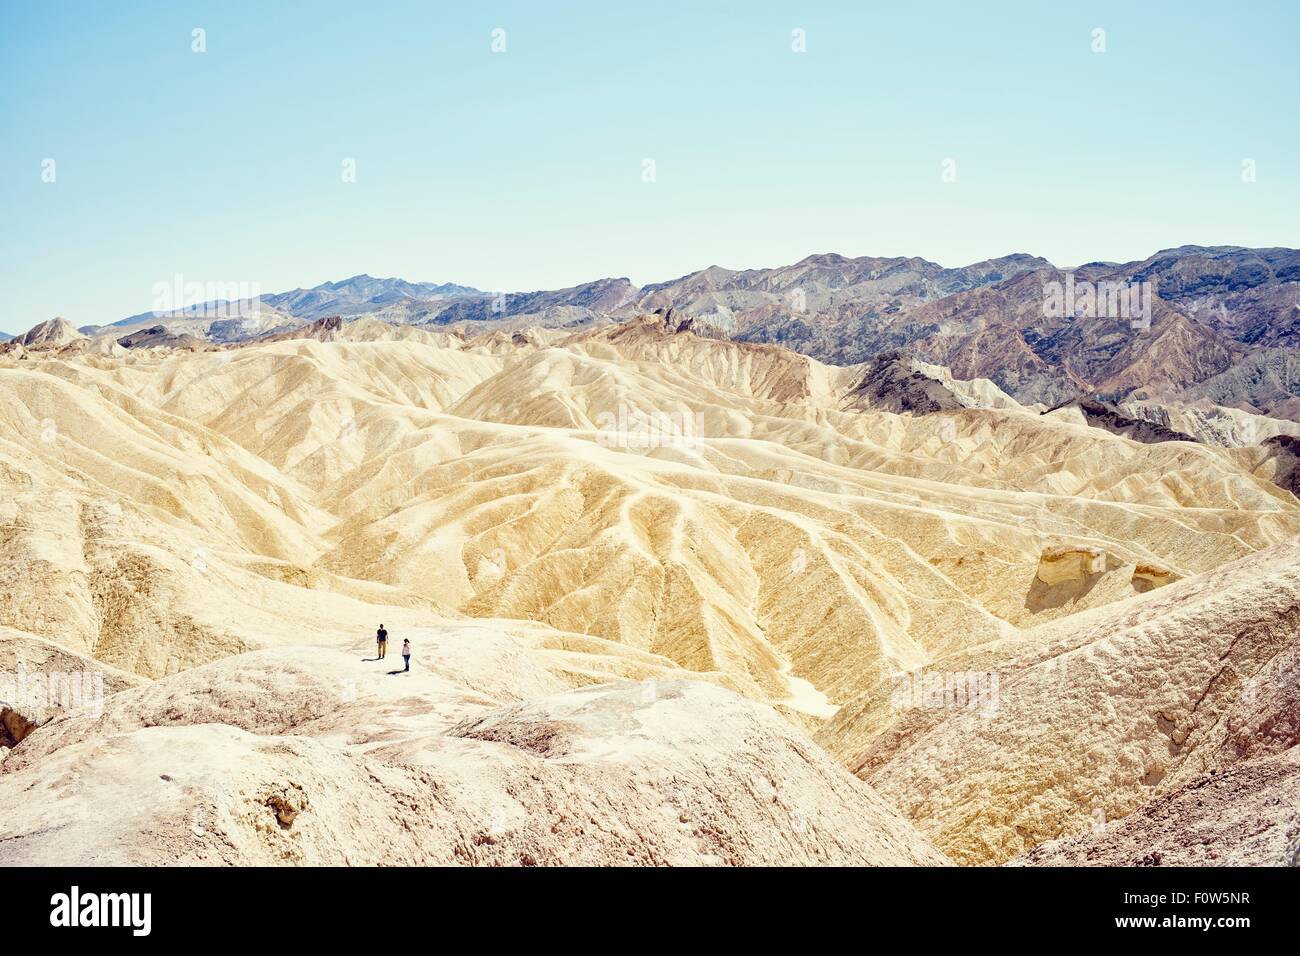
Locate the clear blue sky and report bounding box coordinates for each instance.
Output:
[2,0,1297,333]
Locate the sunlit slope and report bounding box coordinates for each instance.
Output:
[824,541,1300,865]
[0,629,949,867]
[3,316,1298,722]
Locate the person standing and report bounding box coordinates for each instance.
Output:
[376,624,388,659]
[401,638,411,672]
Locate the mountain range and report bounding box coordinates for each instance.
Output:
[49,245,1300,422]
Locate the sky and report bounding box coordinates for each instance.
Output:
[1,0,1297,334]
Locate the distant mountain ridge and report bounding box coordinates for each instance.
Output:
[31,244,1300,421]
[81,253,1053,339]
[261,274,481,320]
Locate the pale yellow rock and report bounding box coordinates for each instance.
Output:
[1,315,1298,866]
[0,638,947,866]
[4,320,1299,711]
[1035,545,1108,585]
[827,540,1300,864]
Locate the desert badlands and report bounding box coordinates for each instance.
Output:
[0,313,1297,867]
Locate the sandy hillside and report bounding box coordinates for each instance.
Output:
[1,314,1297,865]
[0,629,946,866]
[825,542,1300,865]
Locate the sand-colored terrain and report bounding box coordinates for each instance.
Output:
[2,315,1296,865]
[1,631,945,866]
[825,542,1300,864]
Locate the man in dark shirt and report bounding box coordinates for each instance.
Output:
[376,625,388,659]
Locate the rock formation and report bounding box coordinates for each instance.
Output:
[0,313,1296,866]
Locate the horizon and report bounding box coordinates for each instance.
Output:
[10,241,1296,335]
[4,0,1298,334]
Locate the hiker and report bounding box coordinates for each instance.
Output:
[402,638,411,672]
[376,624,388,659]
